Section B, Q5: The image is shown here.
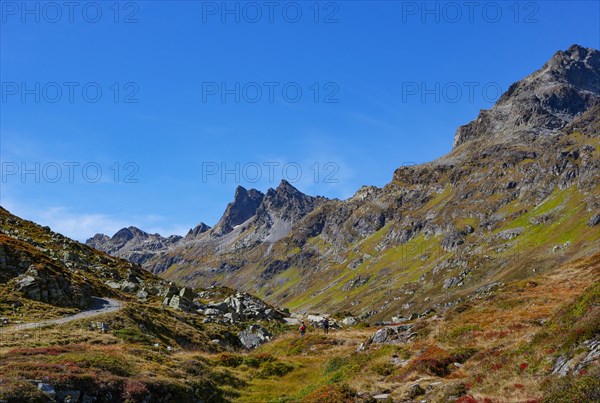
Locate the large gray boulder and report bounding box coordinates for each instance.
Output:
[238,324,272,349]
[14,265,90,308]
[358,324,416,351]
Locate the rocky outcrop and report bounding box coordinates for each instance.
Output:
[199,292,286,323]
[162,286,195,311]
[358,324,416,351]
[253,180,327,242]
[13,265,91,308]
[453,45,600,148]
[211,186,264,236]
[588,214,600,227]
[238,324,272,349]
[552,338,600,376]
[0,207,175,310]
[185,222,211,239]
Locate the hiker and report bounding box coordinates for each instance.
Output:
[299,321,306,337]
[322,317,329,334]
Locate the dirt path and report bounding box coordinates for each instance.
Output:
[0,297,122,333]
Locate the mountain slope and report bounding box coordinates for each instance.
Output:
[88,45,600,325]
[0,207,293,401]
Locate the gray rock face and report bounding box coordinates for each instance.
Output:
[13,265,90,308]
[247,180,328,244]
[552,338,600,376]
[185,222,211,239]
[440,230,466,251]
[90,180,327,280]
[162,286,194,311]
[86,226,182,265]
[454,45,600,148]
[212,186,265,236]
[587,213,600,226]
[495,227,524,240]
[358,324,416,351]
[238,324,272,349]
[198,292,286,325]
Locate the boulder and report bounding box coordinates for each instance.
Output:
[238,324,272,350]
[358,324,415,351]
[588,214,600,227]
[14,265,90,308]
[38,383,56,399]
[224,312,240,323]
[106,280,121,289]
[179,286,195,300]
[495,227,524,240]
[307,314,325,324]
[136,289,149,301]
[160,285,179,299]
[207,302,229,312]
[120,281,138,292]
[204,308,222,316]
[168,295,192,312]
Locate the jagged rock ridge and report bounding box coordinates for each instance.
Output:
[453,44,600,148]
[87,226,182,266]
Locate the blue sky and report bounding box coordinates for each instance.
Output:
[1,1,599,241]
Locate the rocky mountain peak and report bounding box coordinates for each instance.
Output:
[257,180,326,225]
[453,44,600,148]
[185,222,211,238]
[113,226,147,243]
[86,226,181,265]
[211,186,265,236]
[267,179,304,200]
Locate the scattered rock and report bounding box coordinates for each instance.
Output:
[495,227,523,240]
[587,214,600,227]
[552,338,600,376]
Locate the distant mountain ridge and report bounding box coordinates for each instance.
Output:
[87,179,328,270]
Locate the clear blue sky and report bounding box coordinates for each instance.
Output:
[1,1,598,240]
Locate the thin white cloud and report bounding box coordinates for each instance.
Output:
[1,198,188,242]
